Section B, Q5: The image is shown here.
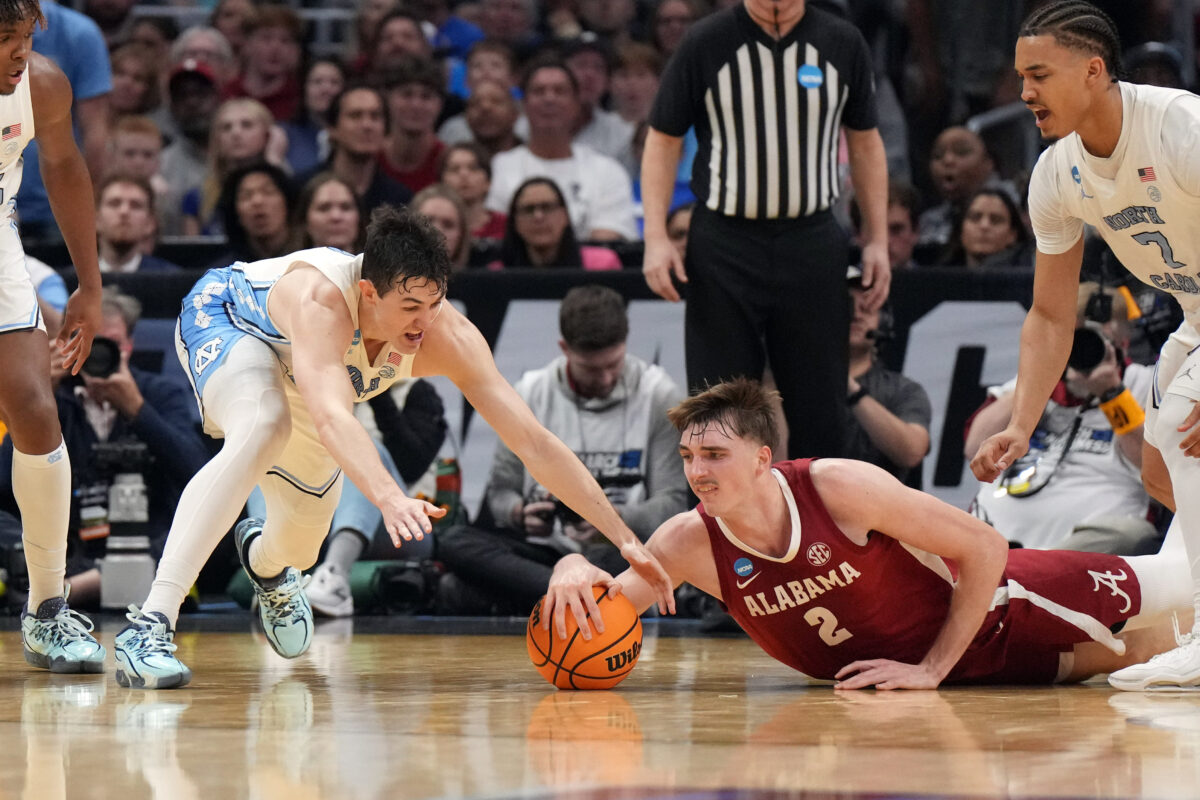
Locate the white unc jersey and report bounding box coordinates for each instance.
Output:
[0,70,34,221]
[1029,82,1200,327]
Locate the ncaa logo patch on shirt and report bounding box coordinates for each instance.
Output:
[797,64,823,89]
[734,557,754,577]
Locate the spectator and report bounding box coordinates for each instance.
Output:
[666,202,693,263]
[126,15,178,77]
[96,174,182,274]
[109,42,163,121]
[84,0,135,48]
[1125,41,1185,89]
[281,57,347,176]
[223,3,304,123]
[209,0,257,64]
[478,0,542,61]
[851,180,922,271]
[412,0,486,60]
[844,267,931,486]
[966,283,1157,555]
[378,58,447,194]
[487,58,637,241]
[168,26,237,88]
[107,115,170,218]
[611,42,663,128]
[940,187,1032,269]
[436,285,690,614]
[412,184,472,271]
[491,177,623,270]
[462,78,523,159]
[651,0,699,58]
[182,98,283,236]
[440,141,507,240]
[214,162,299,265]
[292,377,449,617]
[348,0,402,76]
[563,34,634,162]
[916,126,1013,253]
[160,59,222,236]
[0,288,210,609]
[20,0,112,245]
[367,10,434,79]
[296,172,366,253]
[310,85,414,214]
[437,39,523,144]
[577,0,639,45]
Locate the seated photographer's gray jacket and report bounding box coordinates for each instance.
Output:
[486,354,689,544]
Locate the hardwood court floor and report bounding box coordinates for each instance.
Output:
[2,615,1200,800]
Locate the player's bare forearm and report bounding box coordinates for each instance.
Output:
[640,128,684,241]
[42,154,101,290]
[845,128,888,249]
[1010,244,1085,435]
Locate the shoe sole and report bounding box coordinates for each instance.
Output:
[113,652,192,690]
[309,596,354,617]
[23,647,106,674]
[1109,670,1200,692]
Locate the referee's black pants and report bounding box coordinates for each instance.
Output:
[684,205,850,459]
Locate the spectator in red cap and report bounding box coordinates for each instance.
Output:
[160,59,222,235]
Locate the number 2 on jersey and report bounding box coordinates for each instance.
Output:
[804,606,853,646]
[1132,230,1186,269]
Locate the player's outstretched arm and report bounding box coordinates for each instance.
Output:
[281,268,445,544]
[971,241,1084,482]
[815,460,1009,689]
[430,308,677,614]
[30,54,102,375]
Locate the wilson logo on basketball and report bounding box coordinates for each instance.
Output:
[806,543,831,567]
[606,641,642,672]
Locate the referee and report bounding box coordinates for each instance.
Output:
[642,0,889,459]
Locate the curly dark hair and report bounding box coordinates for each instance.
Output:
[0,0,44,28]
[363,205,452,296]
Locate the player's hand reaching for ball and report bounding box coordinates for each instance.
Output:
[544,554,621,641]
[380,493,446,548]
[970,426,1030,483]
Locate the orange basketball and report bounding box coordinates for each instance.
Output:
[526,586,643,689]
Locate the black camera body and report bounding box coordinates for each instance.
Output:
[81,336,122,379]
[1068,325,1109,373]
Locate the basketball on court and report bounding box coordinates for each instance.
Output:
[526,586,643,689]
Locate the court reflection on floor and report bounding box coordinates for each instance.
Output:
[4,621,1200,799]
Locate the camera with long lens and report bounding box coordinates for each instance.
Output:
[80,336,122,378]
[1067,324,1109,373]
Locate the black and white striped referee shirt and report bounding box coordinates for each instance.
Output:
[649,4,877,220]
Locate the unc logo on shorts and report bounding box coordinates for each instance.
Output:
[806,543,831,567]
[797,64,823,89]
[193,337,224,375]
[734,558,754,578]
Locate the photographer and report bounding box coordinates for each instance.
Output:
[965,283,1158,554]
[435,285,690,614]
[0,288,210,608]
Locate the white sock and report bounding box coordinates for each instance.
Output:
[1153,392,1200,635]
[12,439,70,608]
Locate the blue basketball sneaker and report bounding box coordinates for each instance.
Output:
[21,595,106,673]
[113,606,192,689]
[235,518,313,659]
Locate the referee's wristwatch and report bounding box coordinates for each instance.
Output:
[847,385,869,407]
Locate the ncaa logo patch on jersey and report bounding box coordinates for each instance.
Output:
[734,557,754,577]
[806,542,831,567]
[797,64,823,89]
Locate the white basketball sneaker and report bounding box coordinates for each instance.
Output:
[1109,618,1200,691]
[306,563,354,618]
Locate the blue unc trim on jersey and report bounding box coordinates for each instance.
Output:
[177,266,290,397]
[797,64,824,89]
[734,557,754,577]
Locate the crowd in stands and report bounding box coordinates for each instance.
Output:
[5,0,1196,616]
